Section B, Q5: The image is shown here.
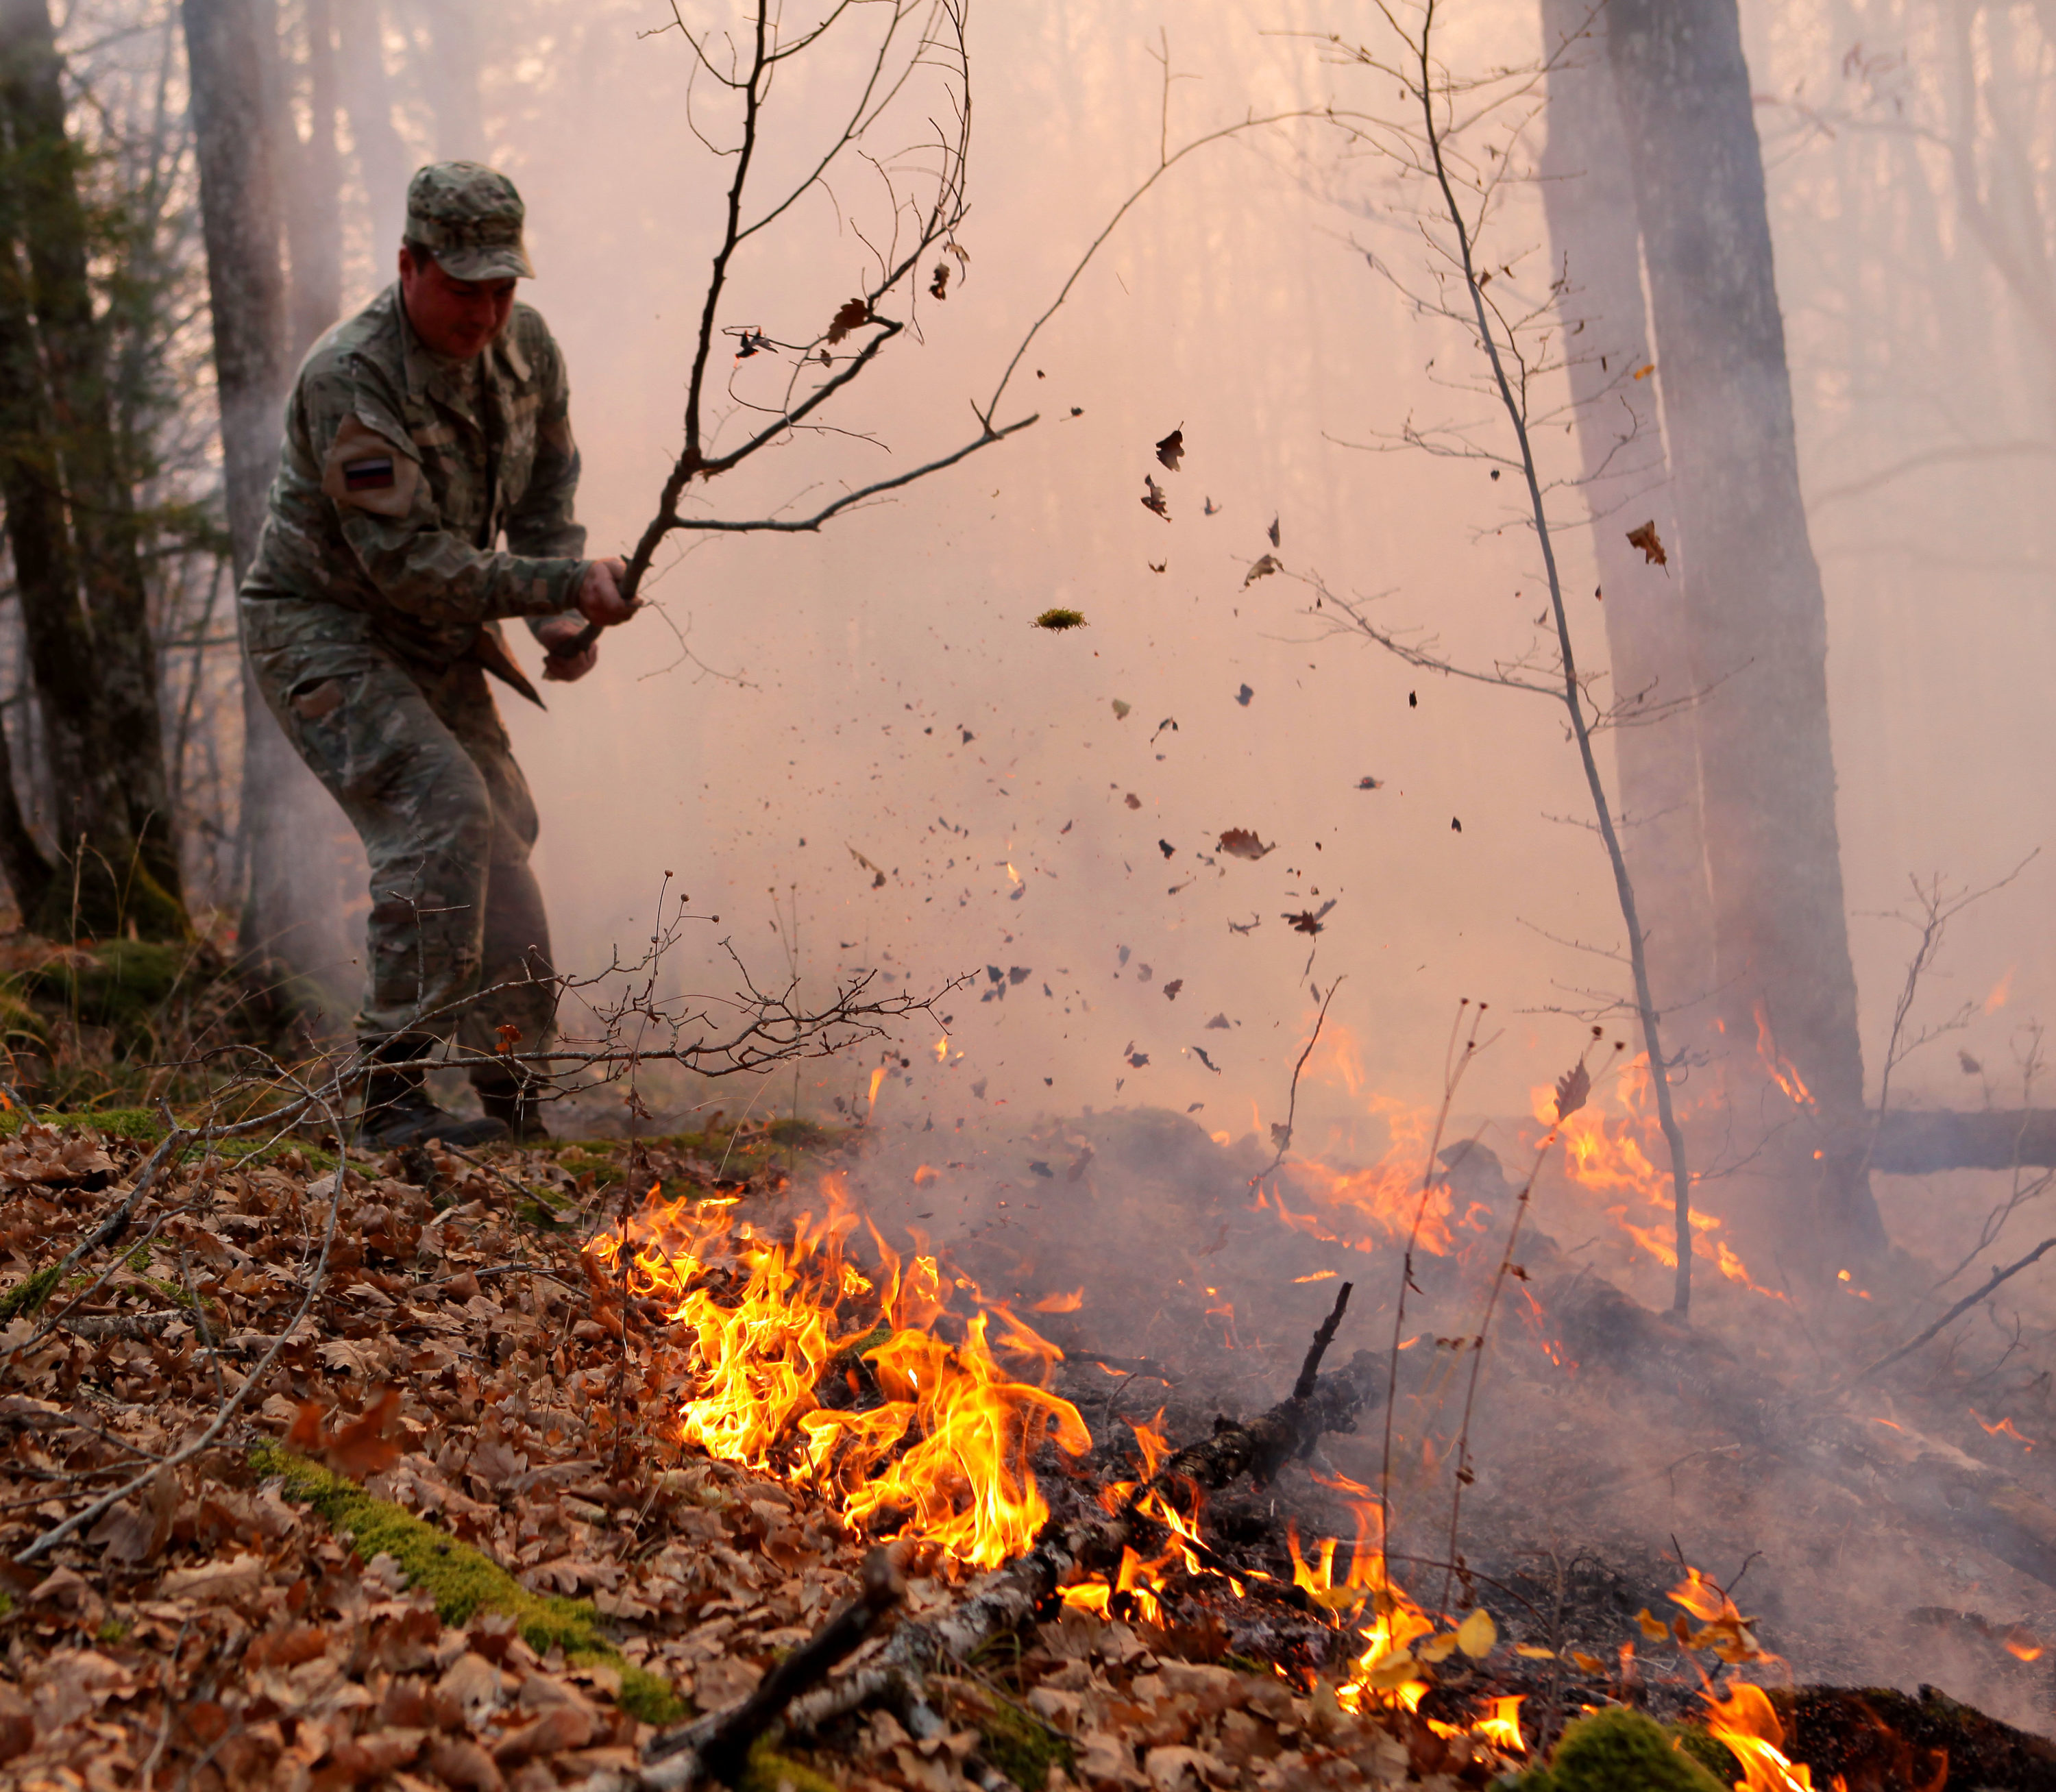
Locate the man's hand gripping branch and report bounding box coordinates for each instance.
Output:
[538,554,633,683]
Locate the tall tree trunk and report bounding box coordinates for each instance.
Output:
[181,0,289,576]
[284,0,341,354]
[1537,0,1715,1027]
[335,0,409,258]
[0,0,185,913]
[1606,0,1885,1266]
[184,0,358,1004]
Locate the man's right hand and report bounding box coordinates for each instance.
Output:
[577,556,634,627]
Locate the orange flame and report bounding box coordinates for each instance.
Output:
[1539,1062,1785,1301]
[1704,1683,1813,1791]
[589,1177,1090,1571]
[1473,1695,1525,1754]
[1752,1001,1815,1109]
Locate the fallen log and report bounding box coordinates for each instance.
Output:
[1863,1107,2056,1174]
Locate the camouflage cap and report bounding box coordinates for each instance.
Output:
[405,162,535,281]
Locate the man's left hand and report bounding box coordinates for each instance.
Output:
[537,615,598,682]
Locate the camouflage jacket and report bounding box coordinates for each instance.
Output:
[240,284,588,693]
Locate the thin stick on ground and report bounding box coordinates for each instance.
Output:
[1435,1036,1614,1614]
[1381,999,1493,1562]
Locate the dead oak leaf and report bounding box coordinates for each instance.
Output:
[1243,553,1281,587]
[1626,519,1667,566]
[1283,899,1337,935]
[1216,828,1275,861]
[1155,427,1184,471]
[1554,1059,1591,1122]
[1142,475,1171,520]
[825,297,870,345]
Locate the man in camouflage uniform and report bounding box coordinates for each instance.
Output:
[241,162,634,1146]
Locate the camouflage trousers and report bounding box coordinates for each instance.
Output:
[243,605,556,1077]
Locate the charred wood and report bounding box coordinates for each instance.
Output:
[1864,1107,2056,1173]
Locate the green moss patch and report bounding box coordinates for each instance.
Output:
[250,1444,683,1724]
[1517,1708,1726,1792]
[975,1696,1071,1791]
[0,1263,62,1325]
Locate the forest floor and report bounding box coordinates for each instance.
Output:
[0,1113,1543,1792]
[5,1094,2056,1792]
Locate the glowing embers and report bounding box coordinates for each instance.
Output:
[587,1177,1089,1573]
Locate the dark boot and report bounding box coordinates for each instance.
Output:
[474,1077,550,1143]
[357,1043,507,1149]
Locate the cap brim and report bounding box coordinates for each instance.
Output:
[435,245,534,281]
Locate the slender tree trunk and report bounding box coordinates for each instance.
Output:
[1537,0,1714,1023]
[0,0,184,911]
[1606,0,1885,1266]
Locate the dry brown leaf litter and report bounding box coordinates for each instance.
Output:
[0,1122,1512,1791]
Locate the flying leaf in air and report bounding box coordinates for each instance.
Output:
[1268,514,1281,547]
[1632,361,1656,380]
[1356,776,1383,790]
[1204,497,1221,515]
[1158,839,1175,859]
[1149,560,1166,574]
[1142,475,1171,520]
[825,297,870,345]
[1456,1608,1498,1658]
[1217,829,1275,860]
[1554,1059,1591,1122]
[1285,910,1325,935]
[1235,684,1254,707]
[1112,699,1132,719]
[1205,1012,1231,1029]
[1417,1632,1461,1664]
[1244,553,1282,587]
[1155,427,1185,471]
[1626,519,1667,565]
[1163,979,1183,1001]
[1034,608,1087,630]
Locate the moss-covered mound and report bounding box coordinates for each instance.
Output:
[1517,1707,1726,1792]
